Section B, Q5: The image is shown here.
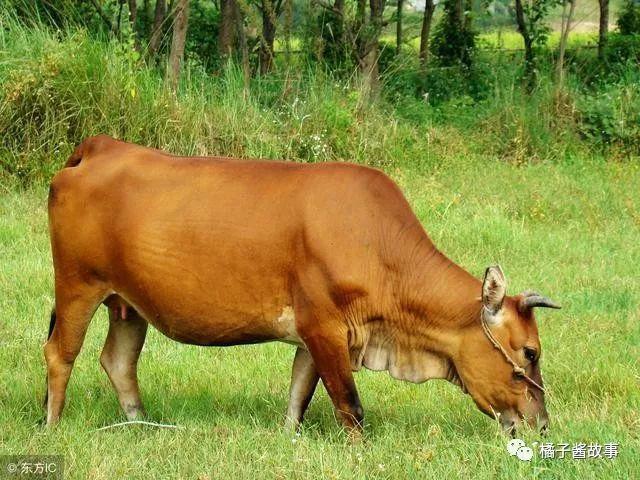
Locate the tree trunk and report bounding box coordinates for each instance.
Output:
[219,0,238,59]
[168,0,190,89]
[361,0,384,97]
[419,0,435,67]
[598,0,609,60]
[454,0,463,28]
[234,0,250,98]
[259,0,277,74]
[148,0,166,59]
[128,0,138,28]
[396,0,404,55]
[556,0,576,87]
[353,0,367,65]
[514,0,535,91]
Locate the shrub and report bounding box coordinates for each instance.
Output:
[618,0,640,35]
[577,79,640,153]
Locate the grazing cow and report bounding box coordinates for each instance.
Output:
[45,135,560,435]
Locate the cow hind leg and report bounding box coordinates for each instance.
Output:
[284,347,319,430]
[44,282,106,425]
[100,305,148,420]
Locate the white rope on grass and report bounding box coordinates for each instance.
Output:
[94,420,184,432]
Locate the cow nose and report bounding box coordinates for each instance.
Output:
[538,414,550,435]
[499,411,520,436]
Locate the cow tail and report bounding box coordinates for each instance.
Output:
[47,308,56,340]
[64,142,85,168]
[44,307,56,408]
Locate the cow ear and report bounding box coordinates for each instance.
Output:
[482,265,507,320]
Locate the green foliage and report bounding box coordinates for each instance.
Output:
[0,8,639,186]
[618,0,640,35]
[519,0,561,50]
[314,4,351,68]
[604,33,640,64]
[431,0,477,67]
[185,0,222,68]
[577,73,640,153]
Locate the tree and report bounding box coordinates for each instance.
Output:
[219,0,239,58]
[419,0,436,68]
[256,0,284,74]
[556,0,576,87]
[598,0,609,60]
[148,0,167,59]
[396,0,404,55]
[168,0,191,89]
[359,0,386,95]
[514,0,560,91]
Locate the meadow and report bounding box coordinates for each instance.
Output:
[1,155,639,479]
[1,7,640,480]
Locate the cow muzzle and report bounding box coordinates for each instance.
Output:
[499,409,549,436]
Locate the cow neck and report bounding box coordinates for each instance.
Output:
[392,248,482,357]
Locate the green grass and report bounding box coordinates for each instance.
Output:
[0,8,639,478]
[1,155,639,479]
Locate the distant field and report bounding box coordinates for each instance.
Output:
[381,0,624,52]
[1,155,638,479]
[391,30,601,51]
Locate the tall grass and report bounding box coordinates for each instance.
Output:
[0,11,638,185]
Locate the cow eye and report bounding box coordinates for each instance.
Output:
[524,347,538,362]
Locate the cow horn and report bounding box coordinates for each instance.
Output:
[519,291,561,311]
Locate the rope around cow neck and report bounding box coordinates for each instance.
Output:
[480,309,546,394]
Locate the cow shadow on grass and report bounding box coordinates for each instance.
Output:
[24,376,490,439]
[142,388,287,429]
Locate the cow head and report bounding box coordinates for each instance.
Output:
[453,265,560,435]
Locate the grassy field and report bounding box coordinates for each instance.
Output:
[1,155,639,479]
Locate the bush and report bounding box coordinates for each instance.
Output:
[618,0,640,35]
[431,0,476,67]
[605,33,640,64]
[577,76,640,153]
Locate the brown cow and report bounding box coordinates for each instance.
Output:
[45,135,560,435]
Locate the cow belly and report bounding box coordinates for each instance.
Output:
[112,284,301,347]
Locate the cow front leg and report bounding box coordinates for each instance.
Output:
[285,347,319,430]
[298,323,364,435]
[100,305,148,420]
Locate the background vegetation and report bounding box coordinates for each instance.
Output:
[0,0,639,184]
[0,0,638,478]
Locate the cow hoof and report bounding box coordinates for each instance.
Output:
[347,428,364,444]
[124,405,146,421]
[283,416,301,433]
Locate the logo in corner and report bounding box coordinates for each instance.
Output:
[507,439,534,462]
